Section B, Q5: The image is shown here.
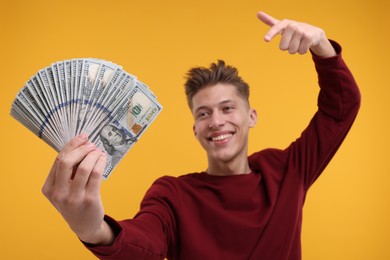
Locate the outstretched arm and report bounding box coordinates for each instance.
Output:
[257,11,337,58]
[42,134,114,246]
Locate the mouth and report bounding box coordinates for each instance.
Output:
[208,132,234,142]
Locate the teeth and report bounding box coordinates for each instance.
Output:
[211,133,232,141]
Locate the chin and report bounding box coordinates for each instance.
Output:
[209,152,236,163]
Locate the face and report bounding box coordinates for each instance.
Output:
[192,83,257,165]
[100,125,125,146]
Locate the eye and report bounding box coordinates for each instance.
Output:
[223,106,234,112]
[196,111,210,119]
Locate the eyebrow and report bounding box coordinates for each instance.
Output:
[193,99,235,114]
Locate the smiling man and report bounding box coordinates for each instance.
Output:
[189,67,257,176]
[42,12,360,260]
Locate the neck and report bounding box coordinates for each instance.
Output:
[206,155,251,176]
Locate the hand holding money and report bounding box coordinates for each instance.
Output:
[42,134,114,245]
[10,58,163,179]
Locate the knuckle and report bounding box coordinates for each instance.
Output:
[279,42,288,51]
[90,168,103,180]
[83,195,96,206]
[67,136,84,148]
[55,153,63,164]
[51,190,66,204]
[298,48,307,54]
[301,30,310,39]
[77,164,91,176]
[67,195,83,207]
[296,27,305,36]
[286,22,297,31]
[41,185,50,197]
[53,192,82,210]
[281,18,290,24]
[56,154,72,169]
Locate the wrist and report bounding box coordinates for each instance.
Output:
[310,36,337,58]
[78,221,115,246]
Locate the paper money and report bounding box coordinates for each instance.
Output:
[10,58,162,179]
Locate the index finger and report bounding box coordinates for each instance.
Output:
[257,12,283,42]
[61,133,89,154]
[42,134,90,195]
[257,11,279,27]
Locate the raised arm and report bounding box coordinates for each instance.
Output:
[42,134,114,246]
[249,12,361,190]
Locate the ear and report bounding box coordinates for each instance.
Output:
[193,124,197,136]
[249,109,257,128]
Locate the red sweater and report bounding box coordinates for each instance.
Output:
[85,41,361,259]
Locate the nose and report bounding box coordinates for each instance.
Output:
[208,111,225,129]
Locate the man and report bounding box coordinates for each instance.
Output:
[42,11,360,259]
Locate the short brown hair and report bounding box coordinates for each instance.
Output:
[184,60,250,109]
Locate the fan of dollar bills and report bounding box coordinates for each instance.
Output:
[10,58,162,179]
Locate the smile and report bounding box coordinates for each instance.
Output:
[209,133,233,141]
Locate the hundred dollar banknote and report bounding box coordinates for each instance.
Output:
[10,58,162,179]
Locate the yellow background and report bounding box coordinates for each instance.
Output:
[1,0,389,259]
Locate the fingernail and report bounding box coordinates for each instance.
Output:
[79,133,88,140]
[85,141,95,148]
